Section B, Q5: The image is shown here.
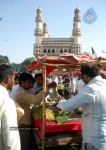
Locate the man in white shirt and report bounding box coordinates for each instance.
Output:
[76,77,85,93]
[10,84,19,100]
[0,64,21,150]
[49,64,106,150]
[68,77,77,94]
[33,73,43,94]
[53,76,59,85]
[9,74,19,98]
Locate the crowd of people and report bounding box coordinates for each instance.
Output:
[0,63,106,150]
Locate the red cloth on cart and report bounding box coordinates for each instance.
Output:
[34,119,82,139]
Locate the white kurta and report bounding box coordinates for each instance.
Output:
[0,85,21,150]
[57,76,106,150]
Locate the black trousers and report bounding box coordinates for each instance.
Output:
[19,124,36,150]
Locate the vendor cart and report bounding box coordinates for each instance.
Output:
[27,53,106,150]
[33,119,82,150]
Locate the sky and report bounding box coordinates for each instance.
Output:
[0,0,106,63]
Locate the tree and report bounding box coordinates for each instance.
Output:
[0,55,10,64]
[10,62,21,72]
[21,57,35,71]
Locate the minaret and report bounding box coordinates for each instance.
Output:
[34,7,43,44]
[72,8,82,54]
[43,21,48,38]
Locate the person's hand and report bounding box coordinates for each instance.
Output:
[47,97,52,102]
[47,82,57,89]
[47,104,60,112]
[56,95,62,100]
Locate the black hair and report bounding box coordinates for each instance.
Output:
[58,89,64,96]
[19,72,34,85]
[81,63,100,78]
[14,74,19,81]
[31,77,35,83]
[0,64,14,82]
[34,73,42,80]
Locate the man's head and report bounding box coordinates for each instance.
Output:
[34,73,43,87]
[0,64,15,90]
[81,63,100,84]
[19,72,34,90]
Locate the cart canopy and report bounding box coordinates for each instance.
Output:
[25,53,106,75]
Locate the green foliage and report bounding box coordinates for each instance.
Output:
[10,57,35,72]
[54,110,70,117]
[21,57,35,66]
[21,57,35,72]
[10,63,20,72]
[0,55,10,64]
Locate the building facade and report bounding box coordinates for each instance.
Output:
[33,7,82,57]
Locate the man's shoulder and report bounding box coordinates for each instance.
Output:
[13,86,26,100]
[15,86,33,101]
[77,79,85,85]
[0,96,15,113]
[0,88,9,107]
[15,86,24,92]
